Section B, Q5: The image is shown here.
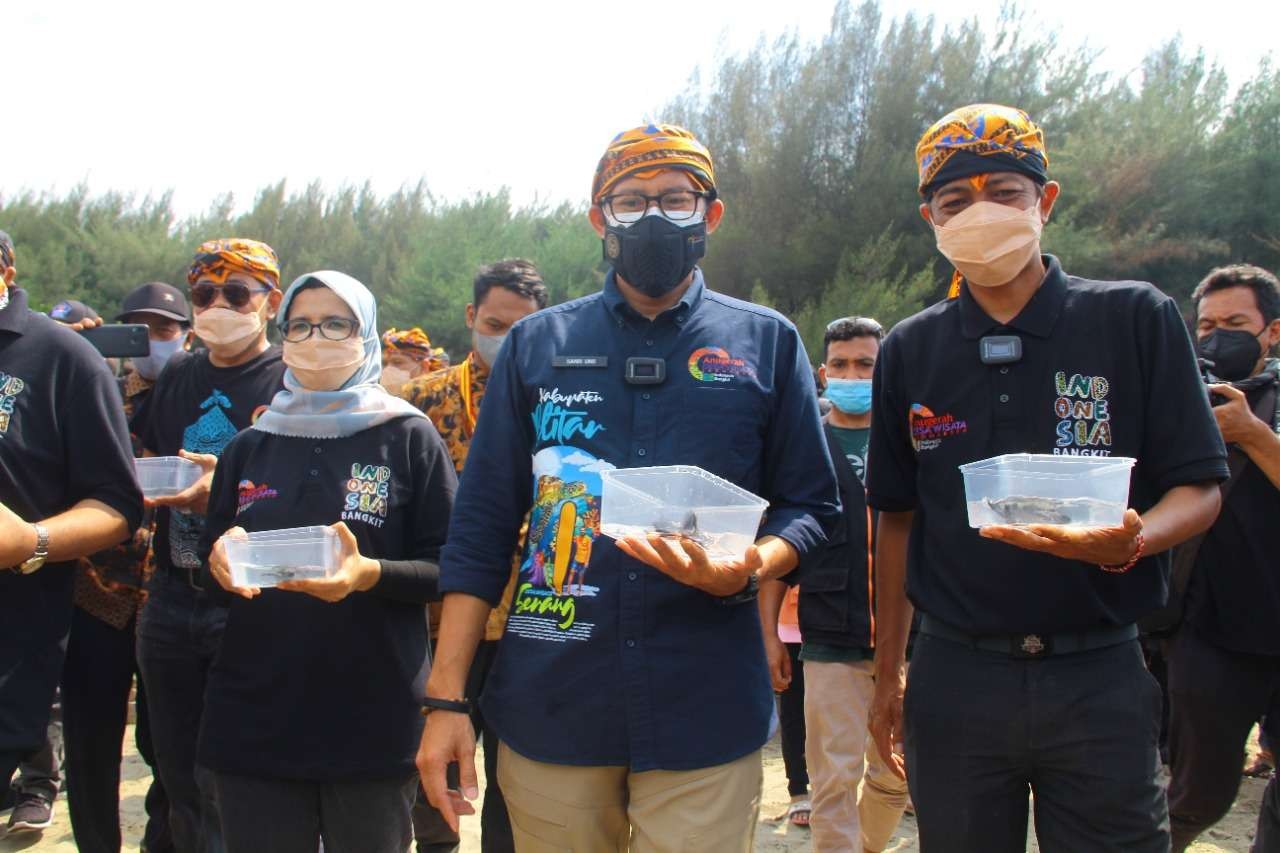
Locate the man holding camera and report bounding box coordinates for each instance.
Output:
[1167,264,1280,852]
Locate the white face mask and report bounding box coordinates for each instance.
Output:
[933,200,1044,288]
[379,365,412,394]
[194,304,266,350]
[473,331,507,368]
[133,336,185,380]
[283,337,365,392]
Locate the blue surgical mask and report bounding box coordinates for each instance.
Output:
[132,336,185,380]
[824,377,873,415]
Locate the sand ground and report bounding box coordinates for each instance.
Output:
[2,728,1267,852]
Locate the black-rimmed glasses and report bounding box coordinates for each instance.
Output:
[602,190,710,224]
[282,316,359,343]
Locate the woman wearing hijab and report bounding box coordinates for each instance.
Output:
[199,271,457,853]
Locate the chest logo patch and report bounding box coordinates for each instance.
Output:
[236,480,279,514]
[909,403,968,452]
[1053,372,1113,456]
[688,346,754,383]
[343,463,390,529]
[0,372,27,435]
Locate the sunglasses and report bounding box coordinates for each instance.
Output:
[190,281,273,309]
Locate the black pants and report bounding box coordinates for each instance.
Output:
[1167,626,1280,852]
[411,639,515,853]
[63,605,173,853]
[904,633,1167,853]
[1255,775,1280,853]
[214,771,414,853]
[776,642,809,797]
[10,699,61,801]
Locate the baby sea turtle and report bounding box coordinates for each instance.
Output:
[651,509,712,546]
[984,496,1073,525]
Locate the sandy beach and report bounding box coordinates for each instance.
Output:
[2,727,1267,852]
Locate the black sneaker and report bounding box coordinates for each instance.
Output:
[7,792,53,833]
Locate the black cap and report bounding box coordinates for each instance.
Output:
[0,230,13,270]
[48,300,101,324]
[117,281,189,323]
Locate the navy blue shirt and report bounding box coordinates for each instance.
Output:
[866,257,1228,635]
[440,270,839,771]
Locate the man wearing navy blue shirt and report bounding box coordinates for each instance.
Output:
[417,124,839,851]
[866,105,1228,852]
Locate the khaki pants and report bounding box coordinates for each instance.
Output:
[804,659,910,853]
[497,741,762,852]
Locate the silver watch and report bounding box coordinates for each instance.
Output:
[18,523,50,574]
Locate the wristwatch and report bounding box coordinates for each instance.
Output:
[717,571,760,606]
[18,524,50,575]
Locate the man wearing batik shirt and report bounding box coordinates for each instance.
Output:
[417,126,838,851]
[380,327,448,395]
[866,105,1228,852]
[0,230,142,798]
[61,281,190,853]
[132,239,287,853]
[401,259,547,853]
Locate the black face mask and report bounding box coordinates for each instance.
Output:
[603,215,706,298]
[1197,328,1264,382]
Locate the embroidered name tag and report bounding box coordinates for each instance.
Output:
[552,356,608,368]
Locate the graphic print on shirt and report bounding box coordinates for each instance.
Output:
[687,346,755,383]
[531,388,606,444]
[1052,372,1113,456]
[236,480,279,515]
[510,446,612,644]
[342,463,390,529]
[909,403,968,452]
[171,391,238,569]
[0,372,26,436]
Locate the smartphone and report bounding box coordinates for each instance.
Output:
[80,324,151,358]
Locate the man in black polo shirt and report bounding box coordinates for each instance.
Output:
[1166,263,1280,851]
[0,229,143,786]
[865,105,1228,851]
[132,238,287,853]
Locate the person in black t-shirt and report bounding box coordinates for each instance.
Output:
[1167,264,1280,852]
[865,105,1228,852]
[132,238,287,853]
[202,270,456,853]
[0,229,143,790]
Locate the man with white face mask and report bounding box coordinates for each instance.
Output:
[400,258,546,853]
[864,104,1229,852]
[131,238,287,853]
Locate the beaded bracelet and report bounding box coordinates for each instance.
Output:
[1099,532,1145,574]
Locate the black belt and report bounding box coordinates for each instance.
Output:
[919,615,1138,659]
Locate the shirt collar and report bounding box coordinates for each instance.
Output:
[602,267,706,327]
[958,255,1068,340]
[0,286,31,335]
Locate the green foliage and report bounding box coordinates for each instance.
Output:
[3,1,1276,364]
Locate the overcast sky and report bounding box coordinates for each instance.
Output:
[6,0,1272,218]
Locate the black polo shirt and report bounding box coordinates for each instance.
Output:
[0,287,143,750]
[133,347,286,582]
[867,256,1228,635]
[195,416,456,781]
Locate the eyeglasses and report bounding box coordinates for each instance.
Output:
[190,281,273,309]
[282,316,359,343]
[602,190,710,224]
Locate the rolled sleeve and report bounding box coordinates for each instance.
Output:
[438,331,535,605]
[61,355,143,532]
[757,326,839,558]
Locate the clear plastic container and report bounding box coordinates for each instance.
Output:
[224,526,341,589]
[959,454,1136,528]
[134,456,202,499]
[599,465,769,562]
